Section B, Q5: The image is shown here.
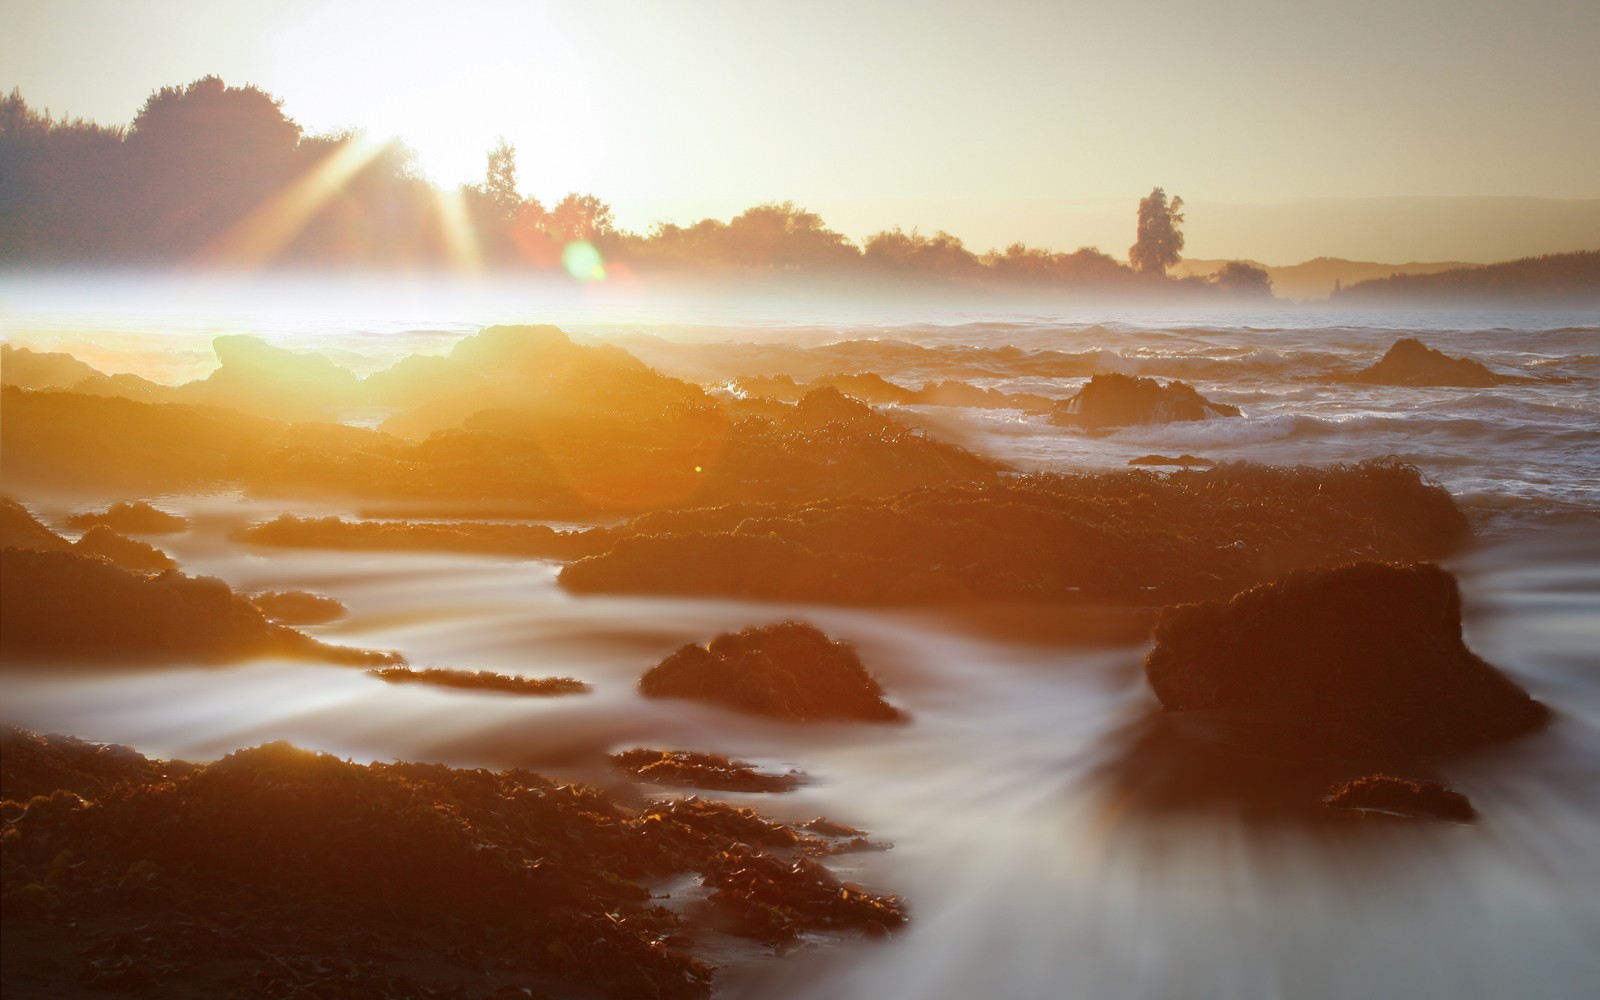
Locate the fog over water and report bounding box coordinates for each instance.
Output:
[2,275,1597,998]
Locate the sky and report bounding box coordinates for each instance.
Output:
[5,0,1599,263]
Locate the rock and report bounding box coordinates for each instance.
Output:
[640,622,902,722]
[610,749,803,792]
[367,666,588,696]
[1325,774,1477,821]
[1144,561,1549,759]
[1,495,71,552]
[1051,373,1241,429]
[1128,453,1216,467]
[71,525,176,572]
[0,547,396,666]
[65,500,189,534]
[250,590,348,624]
[1350,338,1506,387]
[177,335,361,419]
[0,343,100,389]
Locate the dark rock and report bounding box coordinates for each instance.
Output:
[1350,338,1506,387]
[367,665,588,696]
[640,622,902,722]
[1051,373,1241,429]
[65,500,189,534]
[610,749,802,792]
[1325,774,1477,821]
[1128,453,1216,467]
[72,525,176,572]
[0,547,396,666]
[1144,561,1549,759]
[0,495,71,552]
[251,590,348,624]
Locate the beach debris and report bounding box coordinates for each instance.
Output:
[640,622,903,722]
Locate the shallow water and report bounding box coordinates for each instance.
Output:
[3,285,1598,997]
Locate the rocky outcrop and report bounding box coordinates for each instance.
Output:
[65,500,189,534]
[1144,561,1548,759]
[1051,373,1240,429]
[1324,774,1477,821]
[640,622,902,722]
[249,590,347,624]
[1349,337,1507,387]
[71,525,176,572]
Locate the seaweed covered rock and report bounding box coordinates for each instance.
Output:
[1144,562,1549,759]
[0,725,189,802]
[611,748,803,792]
[250,589,348,624]
[1350,338,1506,387]
[71,524,176,572]
[65,500,189,534]
[1,731,904,998]
[1051,373,1240,429]
[641,622,902,722]
[368,665,588,696]
[0,495,70,552]
[0,547,394,665]
[1325,773,1477,821]
[562,460,1470,607]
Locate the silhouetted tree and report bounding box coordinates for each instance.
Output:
[548,193,615,242]
[1212,260,1273,297]
[1129,186,1184,276]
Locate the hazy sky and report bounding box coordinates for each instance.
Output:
[6,0,1599,262]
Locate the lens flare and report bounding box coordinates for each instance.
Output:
[561,240,606,282]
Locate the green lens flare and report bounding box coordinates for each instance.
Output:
[561,240,606,282]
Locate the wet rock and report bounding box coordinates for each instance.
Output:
[1051,373,1241,429]
[65,500,189,535]
[1325,774,1477,821]
[1144,561,1549,759]
[367,665,588,696]
[237,513,609,559]
[0,495,71,552]
[610,749,803,792]
[0,547,396,666]
[71,525,176,572]
[0,731,902,998]
[1350,337,1506,387]
[250,590,348,625]
[1128,453,1216,467]
[640,622,902,722]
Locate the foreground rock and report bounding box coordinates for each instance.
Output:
[0,548,394,665]
[1051,373,1240,429]
[65,500,189,534]
[0,731,905,998]
[1324,774,1477,821]
[70,524,176,572]
[641,622,902,722]
[1144,561,1548,760]
[1349,337,1508,387]
[611,748,803,792]
[562,460,1469,607]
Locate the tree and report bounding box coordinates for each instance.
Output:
[1129,186,1184,276]
[548,193,614,242]
[481,136,521,222]
[1212,260,1273,298]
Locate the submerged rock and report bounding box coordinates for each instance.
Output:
[1144,561,1548,759]
[640,622,902,722]
[367,665,588,695]
[1350,337,1506,387]
[1051,373,1241,430]
[1325,773,1477,821]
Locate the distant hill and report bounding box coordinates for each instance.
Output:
[1171,258,1475,302]
[1330,250,1600,306]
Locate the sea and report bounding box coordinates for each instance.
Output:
[2,273,1597,999]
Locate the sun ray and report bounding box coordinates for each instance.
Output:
[431,185,484,273]
[193,135,394,269]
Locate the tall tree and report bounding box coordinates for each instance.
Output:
[1129,186,1185,276]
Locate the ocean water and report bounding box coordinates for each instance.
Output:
[2,277,1598,998]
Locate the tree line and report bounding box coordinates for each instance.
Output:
[1,78,1271,297]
